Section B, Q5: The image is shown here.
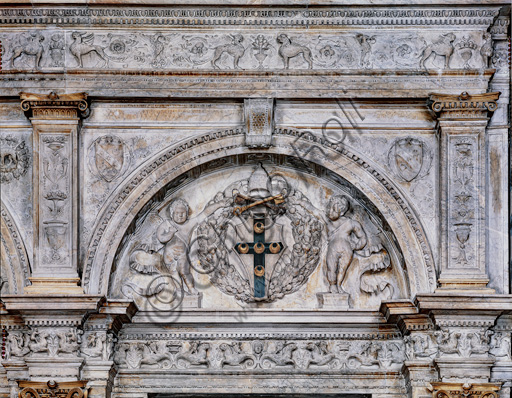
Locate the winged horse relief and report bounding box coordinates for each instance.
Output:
[70,32,108,68]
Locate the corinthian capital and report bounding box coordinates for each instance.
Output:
[20,92,89,119]
[429,91,500,119]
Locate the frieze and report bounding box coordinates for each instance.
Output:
[1,29,496,72]
[4,327,81,360]
[112,336,406,371]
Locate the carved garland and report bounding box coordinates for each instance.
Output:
[83,127,435,294]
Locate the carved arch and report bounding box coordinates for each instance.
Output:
[82,127,435,296]
[1,200,30,294]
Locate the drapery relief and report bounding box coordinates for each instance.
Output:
[109,160,408,310]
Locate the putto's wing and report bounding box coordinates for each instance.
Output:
[350,204,385,257]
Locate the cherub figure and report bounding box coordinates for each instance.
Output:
[325,195,367,293]
[156,199,198,295]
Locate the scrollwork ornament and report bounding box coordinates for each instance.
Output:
[17,380,88,398]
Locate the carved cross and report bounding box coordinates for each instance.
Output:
[234,215,282,299]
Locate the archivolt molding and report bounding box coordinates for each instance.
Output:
[82,127,435,296]
[0,200,30,293]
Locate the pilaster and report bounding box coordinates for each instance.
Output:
[1,295,103,387]
[19,92,89,294]
[1,297,135,398]
[381,301,437,398]
[490,315,512,398]
[81,301,137,398]
[429,91,500,292]
[416,294,512,385]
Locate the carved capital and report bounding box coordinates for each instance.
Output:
[19,92,89,119]
[431,382,501,398]
[17,380,88,398]
[429,92,500,119]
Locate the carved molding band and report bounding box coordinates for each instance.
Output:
[429,91,500,119]
[19,92,89,119]
[0,7,499,28]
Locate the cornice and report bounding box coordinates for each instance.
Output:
[415,293,512,312]
[2,70,495,99]
[0,2,509,8]
[0,6,500,28]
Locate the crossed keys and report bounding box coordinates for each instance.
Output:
[233,193,285,216]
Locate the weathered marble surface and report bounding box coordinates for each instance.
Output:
[0,2,510,398]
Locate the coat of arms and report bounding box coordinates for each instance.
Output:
[189,164,323,303]
[87,135,131,182]
[387,137,432,182]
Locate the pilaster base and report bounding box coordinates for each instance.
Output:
[436,277,495,294]
[82,361,117,398]
[24,277,84,295]
[403,361,437,398]
[25,357,84,381]
[316,292,349,309]
[181,293,202,309]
